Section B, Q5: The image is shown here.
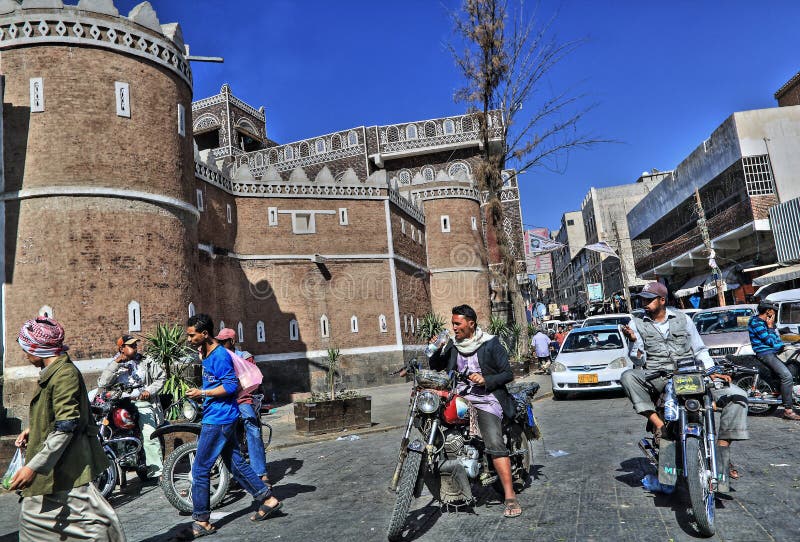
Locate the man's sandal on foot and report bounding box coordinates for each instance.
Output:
[782,409,800,421]
[180,521,216,539]
[250,500,282,522]
[503,498,522,518]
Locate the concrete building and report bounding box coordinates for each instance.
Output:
[551,211,585,316]
[0,1,518,425]
[628,106,800,306]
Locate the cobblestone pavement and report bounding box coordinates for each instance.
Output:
[1,392,798,542]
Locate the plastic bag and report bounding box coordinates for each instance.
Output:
[641,474,675,494]
[229,350,262,396]
[2,448,25,490]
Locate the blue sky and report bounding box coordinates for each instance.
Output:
[121,1,800,233]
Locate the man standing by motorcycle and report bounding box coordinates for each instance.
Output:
[747,302,800,420]
[98,335,166,479]
[620,282,749,491]
[428,304,521,518]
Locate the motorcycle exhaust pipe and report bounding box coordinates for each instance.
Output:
[638,438,658,466]
[746,397,783,405]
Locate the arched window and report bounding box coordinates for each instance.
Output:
[38,305,54,319]
[220,320,226,332]
[405,124,418,140]
[320,315,330,338]
[386,126,399,142]
[188,302,196,317]
[315,139,326,154]
[257,321,266,343]
[422,167,435,182]
[237,322,244,343]
[284,146,294,160]
[379,314,388,333]
[289,319,299,341]
[350,315,359,333]
[443,119,455,135]
[410,315,415,334]
[424,121,436,137]
[347,130,358,147]
[398,170,411,185]
[448,161,471,179]
[128,300,141,332]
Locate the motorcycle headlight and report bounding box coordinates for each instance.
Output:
[607,357,629,370]
[416,391,440,414]
[550,362,567,373]
[182,400,198,422]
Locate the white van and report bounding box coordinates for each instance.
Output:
[765,288,800,335]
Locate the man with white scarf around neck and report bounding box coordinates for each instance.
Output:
[428,305,521,518]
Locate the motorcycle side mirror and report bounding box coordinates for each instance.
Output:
[409,357,419,370]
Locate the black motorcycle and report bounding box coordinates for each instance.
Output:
[728,343,800,415]
[386,359,540,541]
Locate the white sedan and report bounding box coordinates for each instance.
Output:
[550,325,635,399]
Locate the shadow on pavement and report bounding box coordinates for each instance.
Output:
[268,457,304,483]
[615,456,655,488]
[394,499,441,541]
[0,533,17,542]
[552,389,628,401]
[106,477,162,508]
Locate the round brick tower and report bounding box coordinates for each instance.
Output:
[419,181,492,326]
[0,1,196,421]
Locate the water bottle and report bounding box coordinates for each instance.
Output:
[425,330,449,358]
[663,380,679,421]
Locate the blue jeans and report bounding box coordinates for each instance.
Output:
[191,421,271,522]
[238,402,268,478]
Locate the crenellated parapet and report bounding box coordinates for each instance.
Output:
[0,0,192,87]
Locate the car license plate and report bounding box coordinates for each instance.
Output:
[578,373,598,384]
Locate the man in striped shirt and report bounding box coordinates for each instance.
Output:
[747,303,800,420]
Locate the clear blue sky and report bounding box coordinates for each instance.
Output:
[121,1,800,234]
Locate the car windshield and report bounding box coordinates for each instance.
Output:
[585,316,630,327]
[693,308,754,334]
[561,330,624,352]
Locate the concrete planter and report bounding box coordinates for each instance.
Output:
[293,396,372,436]
[511,361,530,378]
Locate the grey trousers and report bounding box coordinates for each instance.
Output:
[20,483,126,542]
[620,368,749,441]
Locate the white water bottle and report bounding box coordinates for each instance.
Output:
[663,380,679,421]
[425,330,449,358]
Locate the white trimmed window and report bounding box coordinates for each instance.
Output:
[256,321,266,343]
[410,315,415,334]
[443,119,455,135]
[350,315,359,333]
[315,139,326,154]
[347,131,358,147]
[411,226,415,241]
[237,322,244,342]
[268,207,278,226]
[320,315,330,338]
[339,208,349,226]
[379,314,388,333]
[416,317,420,331]
[226,204,232,224]
[30,77,44,112]
[441,215,451,233]
[115,81,131,118]
[178,103,186,136]
[406,124,418,140]
[292,212,315,234]
[404,315,408,333]
[289,319,299,341]
[196,189,204,211]
[471,216,478,231]
[38,305,54,319]
[284,146,294,160]
[401,218,406,234]
[128,300,141,332]
[220,320,226,331]
[188,302,196,317]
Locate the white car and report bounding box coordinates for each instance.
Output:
[550,325,634,399]
[580,313,633,327]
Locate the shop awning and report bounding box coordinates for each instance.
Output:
[752,263,800,287]
[674,273,712,298]
[703,264,743,299]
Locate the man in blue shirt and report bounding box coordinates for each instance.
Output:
[747,303,800,420]
[184,314,281,538]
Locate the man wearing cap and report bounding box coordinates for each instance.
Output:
[98,335,166,479]
[620,282,749,492]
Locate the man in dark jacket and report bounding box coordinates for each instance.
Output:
[428,305,521,518]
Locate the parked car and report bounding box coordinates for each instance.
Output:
[580,313,633,327]
[692,304,757,360]
[681,308,702,320]
[550,325,634,399]
[765,288,800,338]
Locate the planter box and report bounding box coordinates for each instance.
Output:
[293,396,372,436]
[511,361,530,378]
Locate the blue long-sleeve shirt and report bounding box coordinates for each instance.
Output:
[201,345,240,425]
[748,315,783,355]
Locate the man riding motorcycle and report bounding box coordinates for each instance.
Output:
[97,335,166,479]
[620,282,749,491]
[428,304,521,518]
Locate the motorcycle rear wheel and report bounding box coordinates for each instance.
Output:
[733,375,778,416]
[386,450,422,542]
[161,441,231,514]
[92,449,118,500]
[685,436,715,537]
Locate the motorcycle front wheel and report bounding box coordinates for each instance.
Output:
[161,441,231,514]
[685,436,715,537]
[733,375,778,416]
[93,448,118,500]
[386,450,422,542]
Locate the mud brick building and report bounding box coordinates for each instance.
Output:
[0,1,520,424]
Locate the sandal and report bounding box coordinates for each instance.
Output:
[180,521,216,539]
[261,476,273,490]
[503,498,522,518]
[250,499,282,522]
[728,463,740,480]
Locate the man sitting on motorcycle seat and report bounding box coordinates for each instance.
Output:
[748,302,800,421]
[620,282,749,492]
[98,334,166,479]
[428,304,522,518]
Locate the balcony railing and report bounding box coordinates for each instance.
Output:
[376,111,503,154]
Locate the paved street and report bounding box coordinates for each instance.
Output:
[1,390,798,542]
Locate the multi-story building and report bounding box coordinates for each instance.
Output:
[628,106,800,306]
[551,211,585,316]
[0,1,516,425]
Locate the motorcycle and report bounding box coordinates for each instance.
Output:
[386,359,540,541]
[636,361,758,537]
[728,342,800,416]
[90,384,155,499]
[153,395,273,513]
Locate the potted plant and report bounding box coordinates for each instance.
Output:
[416,312,447,343]
[293,347,372,436]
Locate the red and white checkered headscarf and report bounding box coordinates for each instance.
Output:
[18,317,68,358]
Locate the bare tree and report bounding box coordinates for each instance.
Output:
[451,0,607,353]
